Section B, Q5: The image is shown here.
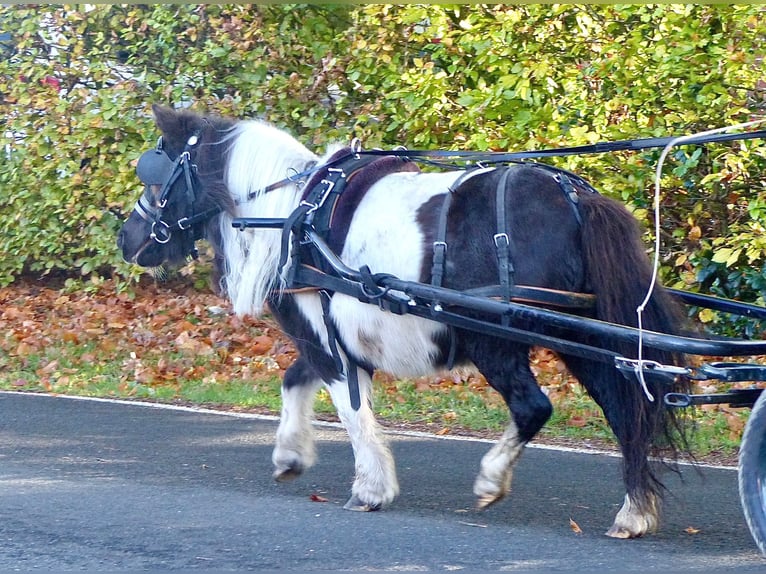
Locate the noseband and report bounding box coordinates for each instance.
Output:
[134,131,220,257]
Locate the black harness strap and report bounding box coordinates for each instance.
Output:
[284,153,415,412]
[349,127,766,164]
[318,289,362,411]
[430,168,486,369]
[431,192,451,290]
[431,168,484,289]
[494,168,514,309]
[278,203,314,275]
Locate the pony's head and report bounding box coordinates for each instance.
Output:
[117,105,233,268]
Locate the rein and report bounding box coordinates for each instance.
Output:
[247,126,766,198]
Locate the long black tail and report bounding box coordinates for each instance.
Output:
[568,191,691,500]
[578,192,686,349]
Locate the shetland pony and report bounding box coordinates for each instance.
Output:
[118,105,688,538]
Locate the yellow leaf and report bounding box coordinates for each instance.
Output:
[698,308,716,323]
[711,247,732,264]
[687,226,701,241]
[569,518,583,534]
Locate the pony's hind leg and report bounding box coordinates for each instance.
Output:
[272,357,324,481]
[466,338,553,509]
[562,355,662,538]
[325,368,399,512]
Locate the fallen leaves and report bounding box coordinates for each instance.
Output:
[0,277,293,396]
[569,518,583,534]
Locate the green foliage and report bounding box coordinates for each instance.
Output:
[1,4,765,337]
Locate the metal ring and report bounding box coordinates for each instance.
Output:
[151,221,172,244]
[360,283,390,301]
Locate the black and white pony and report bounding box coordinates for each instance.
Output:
[118,105,689,538]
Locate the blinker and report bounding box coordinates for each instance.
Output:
[136,149,176,185]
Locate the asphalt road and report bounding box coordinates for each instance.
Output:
[0,391,764,572]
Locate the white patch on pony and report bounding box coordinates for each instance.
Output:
[325,370,399,510]
[218,120,318,316]
[474,418,524,509]
[606,492,661,538]
[340,170,465,276]
[272,376,324,481]
[331,295,447,376]
[328,170,470,376]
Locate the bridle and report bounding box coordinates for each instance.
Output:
[133,130,221,257]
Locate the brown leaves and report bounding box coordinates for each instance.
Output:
[0,278,295,395]
[569,518,583,534]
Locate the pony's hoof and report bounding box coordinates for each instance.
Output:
[475,493,504,510]
[273,463,303,482]
[605,493,659,538]
[343,495,382,512]
[605,524,640,539]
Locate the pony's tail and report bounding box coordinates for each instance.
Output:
[577,192,685,346]
[574,192,691,489]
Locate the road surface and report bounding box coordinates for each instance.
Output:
[0,391,763,571]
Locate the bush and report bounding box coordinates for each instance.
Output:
[1,4,765,335]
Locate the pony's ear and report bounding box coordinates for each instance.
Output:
[152,104,178,135]
[151,104,201,154]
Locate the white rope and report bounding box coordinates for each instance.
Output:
[634,119,766,402]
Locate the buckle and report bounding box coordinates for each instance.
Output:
[493,233,509,247]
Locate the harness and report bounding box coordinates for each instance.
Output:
[272,157,596,408]
[274,150,420,410]
[427,162,594,368]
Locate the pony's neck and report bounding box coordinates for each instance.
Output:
[219,120,318,316]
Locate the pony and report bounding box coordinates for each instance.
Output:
[118,104,689,538]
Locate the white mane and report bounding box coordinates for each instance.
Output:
[219,120,318,316]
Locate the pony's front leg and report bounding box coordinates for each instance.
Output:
[473,420,524,509]
[326,368,399,511]
[272,357,323,481]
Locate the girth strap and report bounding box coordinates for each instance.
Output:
[318,289,362,411]
[430,169,486,369]
[431,168,485,289]
[430,192,451,289]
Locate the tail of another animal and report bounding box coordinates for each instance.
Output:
[570,192,690,493]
